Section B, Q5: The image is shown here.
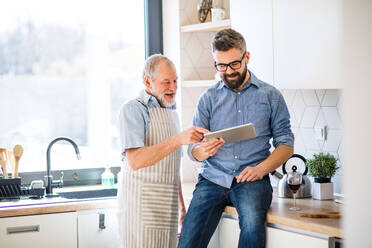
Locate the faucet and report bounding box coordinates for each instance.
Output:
[45,137,80,196]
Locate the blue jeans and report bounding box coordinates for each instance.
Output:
[178,175,272,248]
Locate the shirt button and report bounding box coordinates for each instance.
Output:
[233,170,236,173]
[234,156,238,159]
[238,110,241,113]
[238,92,240,95]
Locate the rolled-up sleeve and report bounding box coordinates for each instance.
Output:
[187,92,211,161]
[270,93,295,148]
[118,102,147,157]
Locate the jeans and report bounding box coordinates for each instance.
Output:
[178,175,272,248]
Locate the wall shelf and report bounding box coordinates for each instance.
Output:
[182,80,217,88]
[180,19,231,33]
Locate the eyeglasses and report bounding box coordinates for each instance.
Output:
[214,52,246,72]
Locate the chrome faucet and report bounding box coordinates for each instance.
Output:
[46,137,80,196]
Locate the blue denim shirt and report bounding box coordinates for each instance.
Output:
[188,71,294,188]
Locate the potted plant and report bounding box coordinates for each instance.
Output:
[306,152,339,200]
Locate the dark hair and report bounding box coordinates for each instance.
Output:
[212,28,246,53]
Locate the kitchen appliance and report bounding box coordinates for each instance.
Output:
[272,154,312,198]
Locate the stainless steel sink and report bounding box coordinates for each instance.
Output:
[57,188,117,199]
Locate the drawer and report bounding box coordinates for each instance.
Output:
[0,212,77,248]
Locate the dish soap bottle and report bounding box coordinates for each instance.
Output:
[101,166,114,188]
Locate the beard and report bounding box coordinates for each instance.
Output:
[150,84,176,108]
[222,65,248,90]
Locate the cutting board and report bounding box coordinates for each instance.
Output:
[300,211,341,219]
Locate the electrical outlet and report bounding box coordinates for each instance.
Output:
[315,126,327,141]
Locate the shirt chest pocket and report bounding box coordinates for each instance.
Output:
[244,103,271,135]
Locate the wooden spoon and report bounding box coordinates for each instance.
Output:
[0,148,8,179]
[13,145,23,178]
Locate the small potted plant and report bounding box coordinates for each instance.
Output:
[306,152,339,200]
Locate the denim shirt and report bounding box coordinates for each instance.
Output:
[118,90,176,159]
[188,71,294,188]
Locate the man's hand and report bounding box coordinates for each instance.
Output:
[236,166,264,183]
[198,138,225,157]
[177,126,209,145]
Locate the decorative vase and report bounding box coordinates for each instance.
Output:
[313,178,334,200]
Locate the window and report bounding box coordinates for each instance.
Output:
[0,0,145,176]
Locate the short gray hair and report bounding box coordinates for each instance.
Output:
[142,54,175,82]
[212,29,246,53]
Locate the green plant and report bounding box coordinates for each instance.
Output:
[306,152,339,180]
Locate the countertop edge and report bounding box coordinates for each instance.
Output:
[0,199,117,218]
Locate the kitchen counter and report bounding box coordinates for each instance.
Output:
[0,185,117,218]
[182,183,343,238]
[0,183,342,238]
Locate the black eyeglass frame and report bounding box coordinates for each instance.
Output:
[214,51,246,72]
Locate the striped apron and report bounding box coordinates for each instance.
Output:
[117,103,182,248]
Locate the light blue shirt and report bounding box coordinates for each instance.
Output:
[188,71,294,188]
[118,90,176,159]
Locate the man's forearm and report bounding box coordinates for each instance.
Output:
[256,145,294,175]
[126,135,181,170]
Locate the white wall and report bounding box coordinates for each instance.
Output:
[342,0,372,247]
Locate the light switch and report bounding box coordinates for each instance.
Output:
[315,126,327,141]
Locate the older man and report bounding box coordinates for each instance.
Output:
[178,29,294,248]
[117,54,207,248]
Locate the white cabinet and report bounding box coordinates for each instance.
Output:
[231,0,342,89]
[273,0,342,89]
[266,225,328,248]
[77,209,119,248]
[210,216,329,248]
[218,217,240,248]
[231,0,274,85]
[0,212,77,248]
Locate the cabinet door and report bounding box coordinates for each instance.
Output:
[273,0,342,89]
[231,0,274,85]
[266,226,328,248]
[0,212,77,248]
[77,209,119,248]
[218,217,240,248]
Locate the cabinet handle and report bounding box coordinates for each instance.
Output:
[99,213,106,230]
[7,225,40,234]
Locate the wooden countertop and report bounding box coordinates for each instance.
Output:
[0,199,117,218]
[0,183,342,238]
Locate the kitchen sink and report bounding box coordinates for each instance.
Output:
[57,188,117,199]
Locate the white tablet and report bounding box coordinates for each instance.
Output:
[203,123,256,144]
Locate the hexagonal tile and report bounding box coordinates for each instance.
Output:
[323,129,342,152]
[300,106,320,128]
[302,90,320,106]
[185,33,204,66]
[321,89,339,106]
[292,91,306,127]
[288,106,300,128]
[315,89,326,104]
[281,89,297,106]
[301,128,321,151]
[322,107,342,129]
[292,128,306,156]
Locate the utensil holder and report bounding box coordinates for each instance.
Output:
[0,178,22,198]
[0,177,45,199]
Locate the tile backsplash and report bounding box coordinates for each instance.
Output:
[180,88,343,195]
[281,89,342,194]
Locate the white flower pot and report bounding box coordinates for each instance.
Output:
[313,182,334,200]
